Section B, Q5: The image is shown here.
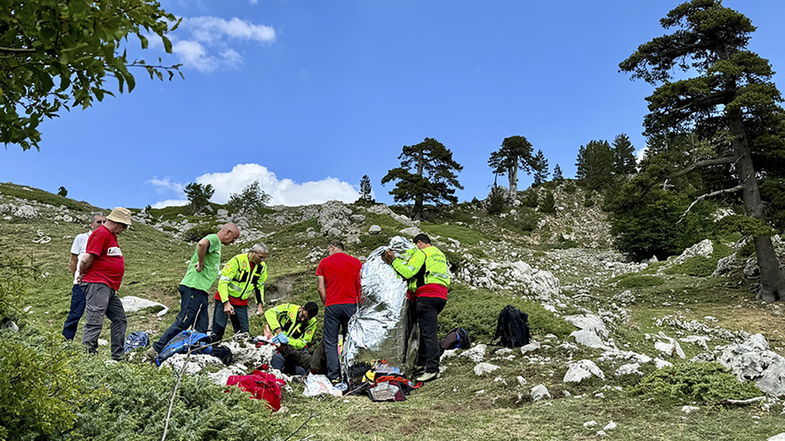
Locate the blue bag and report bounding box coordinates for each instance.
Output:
[124,331,150,353]
[155,330,213,366]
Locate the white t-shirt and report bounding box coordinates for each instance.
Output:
[71,231,91,284]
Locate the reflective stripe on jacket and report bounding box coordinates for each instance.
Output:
[217,253,268,304]
[391,245,451,292]
[263,303,317,350]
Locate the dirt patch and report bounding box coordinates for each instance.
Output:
[398,417,432,435]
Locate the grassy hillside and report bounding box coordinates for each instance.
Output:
[1,182,784,441]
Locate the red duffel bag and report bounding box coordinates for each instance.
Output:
[226,370,286,411]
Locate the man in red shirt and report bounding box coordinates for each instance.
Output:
[316,240,362,382]
[78,207,131,361]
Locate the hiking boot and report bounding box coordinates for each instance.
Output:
[412,365,426,376]
[415,371,439,382]
[145,347,158,363]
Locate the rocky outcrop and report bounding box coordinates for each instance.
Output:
[717,334,785,397]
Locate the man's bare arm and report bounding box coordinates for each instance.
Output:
[317,275,326,305]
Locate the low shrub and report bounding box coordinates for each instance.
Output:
[69,358,288,441]
[183,223,218,243]
[614,274,665,288]
[0,335,94,441]
[521,191,539,208]
[539,191,555,214]
[664,255,717,277]
[439,284,575,341]
[631,362,760,404]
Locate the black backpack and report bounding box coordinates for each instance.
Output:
[440,327,472,350]
[491,305,530,348]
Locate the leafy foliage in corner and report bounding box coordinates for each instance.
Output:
[631,362,760,404]
[1,0,182,150]
[227,180,272,217]
[0,336,97,441]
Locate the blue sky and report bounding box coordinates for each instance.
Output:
[2,0,784,209]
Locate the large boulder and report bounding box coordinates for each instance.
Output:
[717,334,785,397]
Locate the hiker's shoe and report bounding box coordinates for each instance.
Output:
[415,371,439,382]
[412,365,426,376]
[145,347,158,363]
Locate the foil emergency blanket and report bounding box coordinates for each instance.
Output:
[341,236,414,379]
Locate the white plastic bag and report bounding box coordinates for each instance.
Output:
[302,374,342,397]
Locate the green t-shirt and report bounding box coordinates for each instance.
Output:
[180,233,222,292]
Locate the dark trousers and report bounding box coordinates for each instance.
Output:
[153,285,209,352]
[272,342,327,376]
[323,303,357,381]
[82,283,127,360]
[211,301,249,341]
[416,297,446,373]
[62,284,86,341]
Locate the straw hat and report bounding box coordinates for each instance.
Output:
[106,207,132,226]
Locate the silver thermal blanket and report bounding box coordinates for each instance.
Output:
[341,236,415,380]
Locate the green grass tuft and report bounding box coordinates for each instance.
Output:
[440,284,575,341]
[631,362,761,404]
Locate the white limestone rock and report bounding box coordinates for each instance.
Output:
[530,384,551,401]
[563,359,605,383]
[615,363,643,376]
[461,344,487,363]
[121,295,169,317]
[563,314,609,338]
[571,329,611,350]
[520,341,541,354]
[474,362,500,376]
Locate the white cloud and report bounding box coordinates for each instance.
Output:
[185,17,275,45]
[149,163,360,208]
[160,16,276,72]
[635,146,648,163]
[151,199,189,209]
[147,177,185,195]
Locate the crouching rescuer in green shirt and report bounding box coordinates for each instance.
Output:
[383,233,451,382]
[211,243,269,341]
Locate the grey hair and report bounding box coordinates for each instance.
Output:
[250,243,268,253]
[90,212,106,222]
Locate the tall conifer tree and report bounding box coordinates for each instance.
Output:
[382,138,463,220]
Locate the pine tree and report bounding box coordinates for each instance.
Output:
[227,181,271,217]
[575,140,615,190]
[382,138,463,220]
[620,0,785,301]
[357,175,374,205]
[184,182,215,215]
[488,136,536,199]
[532,150,549,186]
[57,186,67,197]
[612,134,637,175]
[553,164,564,181]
